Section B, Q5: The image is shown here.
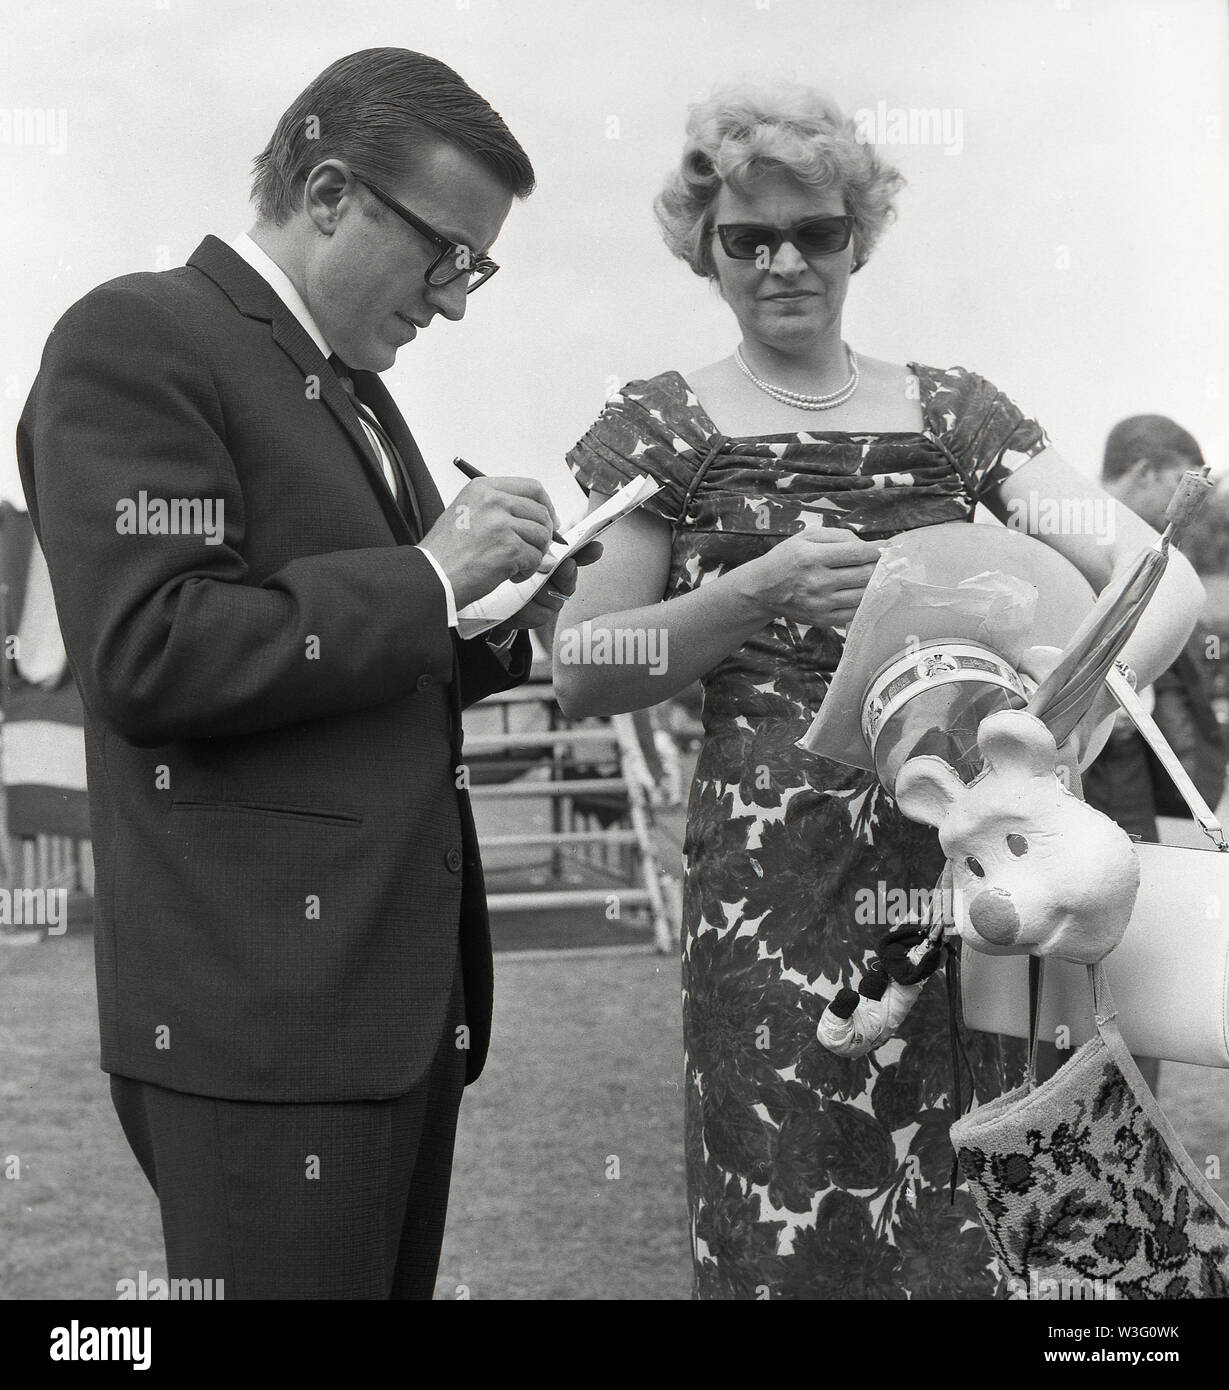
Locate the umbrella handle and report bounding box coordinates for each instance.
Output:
[1161,464,1214,539]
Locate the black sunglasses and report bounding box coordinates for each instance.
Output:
[357,178,499,293]
[715,215,855,262]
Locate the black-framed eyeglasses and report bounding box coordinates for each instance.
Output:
[357,178,500,293]
[715,215,855,262]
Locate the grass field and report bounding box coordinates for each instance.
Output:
[3,921,1229,1301]
[436,946,690,1300]
[0,930,691,1301]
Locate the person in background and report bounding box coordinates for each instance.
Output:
[1083,415,1227,1093]
[1085,416,1226,839]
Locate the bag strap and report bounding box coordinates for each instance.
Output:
[1105,662,1228,852]
[1026,954,1044,1091]
[1087,959,1120,1041]
[1086,959,1229,1225]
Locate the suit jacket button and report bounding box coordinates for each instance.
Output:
[446,848,463,873]
[416,674,432,691]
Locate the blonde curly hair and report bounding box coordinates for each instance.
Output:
[655,80,904,278]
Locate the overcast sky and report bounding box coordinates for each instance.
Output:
[4,0,1226,523]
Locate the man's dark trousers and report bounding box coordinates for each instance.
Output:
[110,949,467,1300]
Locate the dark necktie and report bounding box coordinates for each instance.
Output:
[328,354,422,534]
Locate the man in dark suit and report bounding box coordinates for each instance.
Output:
[17,48,592,1298]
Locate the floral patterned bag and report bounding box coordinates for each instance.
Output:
[950,959,1229,1298]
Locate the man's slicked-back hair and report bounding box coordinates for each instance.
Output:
[250,48,535,224]
[1102,414,1205,482]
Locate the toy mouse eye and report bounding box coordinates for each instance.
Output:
[1006,833,1029,857]
[965,856,985,878]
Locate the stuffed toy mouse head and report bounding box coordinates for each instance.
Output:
[893,708,1140,962]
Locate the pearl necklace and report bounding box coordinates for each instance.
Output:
[735,343,860,410]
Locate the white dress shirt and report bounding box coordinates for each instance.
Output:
[228,233,459,628]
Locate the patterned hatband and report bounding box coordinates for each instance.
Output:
[860,641,1028,758]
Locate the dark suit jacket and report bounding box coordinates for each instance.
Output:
[16,235,530,1102]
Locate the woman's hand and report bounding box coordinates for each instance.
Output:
[739,526,885,627]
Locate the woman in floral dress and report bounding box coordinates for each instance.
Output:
[552,81,1204,1300]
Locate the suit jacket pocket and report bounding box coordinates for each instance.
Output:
[171,799,363,827]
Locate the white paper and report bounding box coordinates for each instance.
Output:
[456,474,663,638]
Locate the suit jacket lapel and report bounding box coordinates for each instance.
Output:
[187,236,416,545]
[271,310,420,545]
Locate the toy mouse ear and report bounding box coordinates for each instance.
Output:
[976,708,1059,778]
[894,756,964,828]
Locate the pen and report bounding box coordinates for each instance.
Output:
[453,456,568,547]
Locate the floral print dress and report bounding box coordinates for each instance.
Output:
[567,365,1050,1299]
